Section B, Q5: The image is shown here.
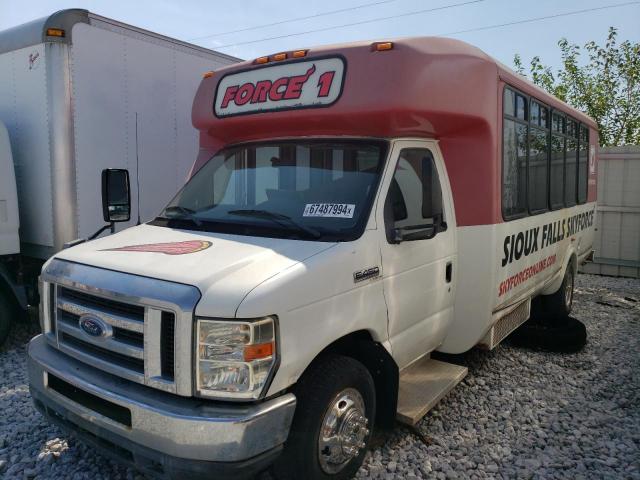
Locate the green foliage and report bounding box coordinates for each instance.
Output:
[514,28,640,146]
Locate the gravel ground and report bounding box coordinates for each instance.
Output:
[0,273,638,479]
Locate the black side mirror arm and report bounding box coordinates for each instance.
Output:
[88,222,115,241]
[63,222,114,249]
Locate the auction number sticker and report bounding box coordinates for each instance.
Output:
[303,203,355,218]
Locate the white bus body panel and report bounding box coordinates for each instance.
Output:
[440,201,596,353]
[0,121,20,255]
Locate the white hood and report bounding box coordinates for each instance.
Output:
[54,224,336,317]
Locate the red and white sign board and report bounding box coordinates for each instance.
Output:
[214,57,346,117]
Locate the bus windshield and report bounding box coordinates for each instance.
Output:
[152,140,388,241]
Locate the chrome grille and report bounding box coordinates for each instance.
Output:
[41,259,200,396]
[56,287,146,374]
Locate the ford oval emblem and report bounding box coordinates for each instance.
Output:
[78,315,112,339]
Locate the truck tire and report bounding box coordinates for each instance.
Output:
[0,290,14,346]
[542,262,575,318]
[274,354,376,480]
[508,316,587,353]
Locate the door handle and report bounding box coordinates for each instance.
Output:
[445,261,453,283]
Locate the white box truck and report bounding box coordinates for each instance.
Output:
[29,38,596,479]
[0,9,238,343]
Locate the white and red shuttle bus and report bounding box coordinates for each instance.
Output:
[29,37,597,479]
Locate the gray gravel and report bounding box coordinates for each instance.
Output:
[1,273,638,479]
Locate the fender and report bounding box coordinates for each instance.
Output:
[541,245,576,296]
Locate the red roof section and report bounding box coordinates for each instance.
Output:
[191,37,597,226]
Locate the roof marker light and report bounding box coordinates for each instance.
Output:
[273,52,287,61]
[255,56,269,64]
[46,28,65,38]
[373,42,393,52]
[292,50,307,58]
[203,71,215,78]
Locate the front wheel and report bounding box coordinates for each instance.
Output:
[274,354,375,480]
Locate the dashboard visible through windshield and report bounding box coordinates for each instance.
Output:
[152,140,388,241]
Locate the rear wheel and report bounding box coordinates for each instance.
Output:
[274,354,375,480]
[542,262,575,318]
[509,316,587,353]
[0,289,15,346]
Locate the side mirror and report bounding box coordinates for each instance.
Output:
[390,219,447,244]
[101,169,131,223]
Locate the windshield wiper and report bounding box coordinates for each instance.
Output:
[159,205,203,226]
[228,209,321,239]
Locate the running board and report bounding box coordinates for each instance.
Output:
[396,357,467,426]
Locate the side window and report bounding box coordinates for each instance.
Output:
[565,119,578,207]
[549,112,565,210]
[503,88,528,219]
[385,148,444,242]
[528,101,549,213]
[577,125,589,204]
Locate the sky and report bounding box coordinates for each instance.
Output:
[0,0,639,73]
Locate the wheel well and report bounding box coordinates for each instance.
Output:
[0,261,28,310]
[0,272,20,311]
[540,251,578,297]
[300,330,399,431]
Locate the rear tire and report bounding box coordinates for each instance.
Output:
[0,290,15,346]
[542,262,575,318]
[509,316,587,353]
[274,354,375,480]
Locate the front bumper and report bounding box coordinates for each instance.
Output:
[28,335,296,479]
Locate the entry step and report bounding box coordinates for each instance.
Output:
[396,356,468,425]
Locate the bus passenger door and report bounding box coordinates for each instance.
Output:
[377,142,457,369]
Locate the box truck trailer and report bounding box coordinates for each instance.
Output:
[28,37,597,479]
[0,9,238,344]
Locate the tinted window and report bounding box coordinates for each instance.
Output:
[503,119,528,218]
[565,136,577,207]
[516,94,528,120]
[552,113,565,133]
[530,101,540,125]
[578,125,589,204]
[549,133,565,209]
[539,105,549,129]
[385,149,443,242]
[528,128,549,212]
[503,88,515,117]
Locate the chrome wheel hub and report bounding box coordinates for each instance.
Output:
[318,388,370,474]
[565,271,574,308]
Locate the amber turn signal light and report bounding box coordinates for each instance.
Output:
[46,28,65,38]
[243,342,274,361]
[372,42,393,51]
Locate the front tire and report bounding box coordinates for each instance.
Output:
[274,354,375,480]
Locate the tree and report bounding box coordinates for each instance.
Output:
[514,28,640,146]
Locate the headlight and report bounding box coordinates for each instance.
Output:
[195,316,277,399]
